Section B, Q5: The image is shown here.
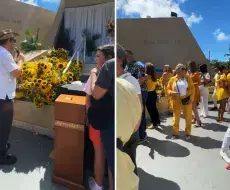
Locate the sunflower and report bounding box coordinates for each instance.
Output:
[68,77,74,83]
[57,62,64,70]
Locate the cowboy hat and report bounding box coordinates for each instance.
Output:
[0,29,19,40]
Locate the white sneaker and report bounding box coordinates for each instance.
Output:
[88,177,103,190]
[220,150,230,163]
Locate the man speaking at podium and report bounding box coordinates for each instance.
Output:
[0,29,24,165]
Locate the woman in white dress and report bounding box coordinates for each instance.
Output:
[199,64,211,118]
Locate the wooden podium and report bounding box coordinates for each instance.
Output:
[52,94,86,190]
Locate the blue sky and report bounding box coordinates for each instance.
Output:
[17,0,60,12]
[117,0,230,61]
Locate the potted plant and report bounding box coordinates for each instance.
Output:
[21,29,43,53]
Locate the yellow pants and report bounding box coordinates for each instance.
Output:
[172,97,192,135]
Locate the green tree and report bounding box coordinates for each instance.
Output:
[210,59,222,69]
[21,29,43,53]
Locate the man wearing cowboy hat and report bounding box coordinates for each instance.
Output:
[0,29,24,165]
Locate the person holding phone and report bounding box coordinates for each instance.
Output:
[167,64,195,140]
[0,29,24,165]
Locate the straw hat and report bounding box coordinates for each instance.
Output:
[0,29,19,40]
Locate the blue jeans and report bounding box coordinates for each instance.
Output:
[138,90,148,140]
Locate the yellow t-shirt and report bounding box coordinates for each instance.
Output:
[117,78,141,190]
[216,74,228,101]
[146,78,157,91]
[227,73,230,82]
[117,149,139,190]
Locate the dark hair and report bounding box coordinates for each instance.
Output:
[188,61,197,73]
[199,64,208,74]
[146,62,157,82]
[96,44,114,59]
[0,39,9,46]
[218,65,226,73]
[125,50,133,55]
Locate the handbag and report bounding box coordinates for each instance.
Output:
[176,81,190,105]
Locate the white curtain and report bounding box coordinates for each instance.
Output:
[64,2,114,63]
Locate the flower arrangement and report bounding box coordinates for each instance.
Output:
[156,77,165,97]
[16,48,83,108]
[106,17,115,36]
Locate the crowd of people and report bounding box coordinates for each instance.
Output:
[116,44,230,189]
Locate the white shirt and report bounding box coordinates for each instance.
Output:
[119,72,141,95]
[200,72,211,87]
[0,46,18,100]
[175,79,188,97]
[83,75,92,95]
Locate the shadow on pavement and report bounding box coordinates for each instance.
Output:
[138,168,181,190]
[141,136,190,159]
[158,125,223,149]
[202,122,228,132]
[0,127,67,190]
[206,115,230,123]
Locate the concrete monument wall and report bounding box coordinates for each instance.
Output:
[117,18,208,70]
[0,0,56,49]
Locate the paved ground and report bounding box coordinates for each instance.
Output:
[137,105,230,190]
[0,127,107,190]
[0,127,67,190]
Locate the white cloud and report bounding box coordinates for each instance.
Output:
[177,0,187,3]
[16,0,60,5]
[117,0,203,27]
[40,0,60,3]
[186,12,203,26]
[17,0,38,6]
[213,29,230,41]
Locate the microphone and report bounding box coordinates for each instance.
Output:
[14,47,20,57]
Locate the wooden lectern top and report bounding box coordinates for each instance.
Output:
[55,94,86,105]
[55,94,86,125]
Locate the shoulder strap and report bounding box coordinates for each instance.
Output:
[176,81,181,96]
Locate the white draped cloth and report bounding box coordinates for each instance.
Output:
[64,2,114,63]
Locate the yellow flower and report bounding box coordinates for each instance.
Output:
[68,77,74,83]
[56,62,66,70]
[16,92,24,99]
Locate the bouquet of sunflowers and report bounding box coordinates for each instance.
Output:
[106,17,115,36]
[16,48,83,108]
[156,77,165,97]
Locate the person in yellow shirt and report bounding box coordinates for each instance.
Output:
[145,62,160,129]
[167,63,195,140]
[187,61,201,127]
[162,65,174,115]
[216,66,228,122]
[117,78,142,190]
